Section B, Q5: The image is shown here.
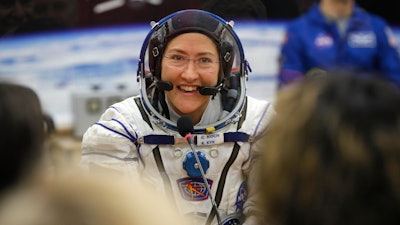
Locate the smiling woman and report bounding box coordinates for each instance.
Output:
[80,9,275,225]
[161,33,220,123]
[137,10,253,132]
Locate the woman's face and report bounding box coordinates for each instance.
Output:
[161,32,219,123]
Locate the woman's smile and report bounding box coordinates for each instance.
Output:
[179,85,198,92]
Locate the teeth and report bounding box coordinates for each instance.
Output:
[180,86,197,91]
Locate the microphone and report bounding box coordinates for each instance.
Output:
[177,116,222,225]
[177,116,194,138]
[156,80,173,91]
[199,86,219,96]
[199,81,224,96]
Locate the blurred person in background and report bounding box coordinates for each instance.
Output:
[253,72,400,225]
[278,0,400,89]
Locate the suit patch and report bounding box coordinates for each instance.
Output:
[235,182,247,210]
[177,177,213,201]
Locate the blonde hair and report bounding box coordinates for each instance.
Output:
[0,172,186,225]
[256,74,400,225]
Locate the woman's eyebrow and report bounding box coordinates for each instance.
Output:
[165,49,217,56]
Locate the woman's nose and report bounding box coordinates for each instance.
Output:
[181,60,198,81]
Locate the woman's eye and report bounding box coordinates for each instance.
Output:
[199,57,212,63]
[172,55,184,61]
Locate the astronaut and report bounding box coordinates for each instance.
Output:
[278,0,400,89]
[80,9,274,225]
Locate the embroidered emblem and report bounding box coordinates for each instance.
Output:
[348,31,376,48]
[314,33,333,48]
[385,27,398,48]
[177,177,213,201]
[235,182,247,210]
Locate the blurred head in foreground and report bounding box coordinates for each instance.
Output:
[255,72,400,225]
[0,172,186,225]
[0,82,45,193]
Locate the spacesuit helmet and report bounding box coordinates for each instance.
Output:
[137,9,250,133]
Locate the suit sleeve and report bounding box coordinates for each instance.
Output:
[80,105,142,181]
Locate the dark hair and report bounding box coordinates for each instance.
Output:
[0,82,45,192]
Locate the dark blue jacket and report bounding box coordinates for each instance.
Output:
[278,3,400,88]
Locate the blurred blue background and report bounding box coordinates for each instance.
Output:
[1,0,400,133]
[1,21,400,131]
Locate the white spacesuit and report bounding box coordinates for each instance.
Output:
[80,9,275,225]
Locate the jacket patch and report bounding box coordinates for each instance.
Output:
[348,31,376,48]
[314,33,333,48]
[385,27,398,48]
[177,177,213,201]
